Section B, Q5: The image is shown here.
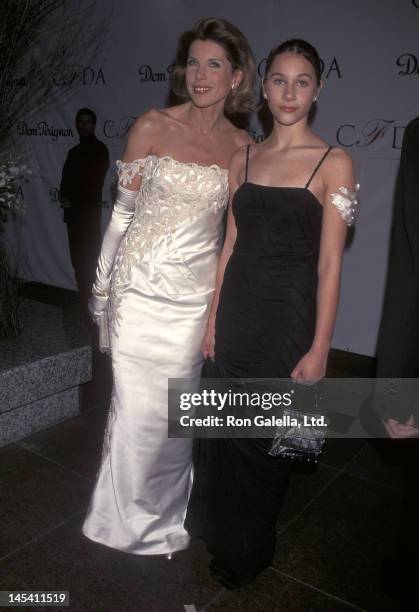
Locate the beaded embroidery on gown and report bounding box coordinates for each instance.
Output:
[82,155,228,555]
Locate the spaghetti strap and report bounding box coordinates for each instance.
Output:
[244,144,251,182]
[305,146,333,189]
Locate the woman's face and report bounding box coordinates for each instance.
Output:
[185,39,241,109]
[263,52,320,127]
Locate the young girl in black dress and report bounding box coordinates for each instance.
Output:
[185,39,358,588]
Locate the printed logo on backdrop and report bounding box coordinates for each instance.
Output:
[138,64,175,82]
[16,184,25,200]
[319,57,342,79]
[249,131,265,143]
[257,56,342,79]
[103,116,137,139]
[50,187,109,208]
[17,121,74,141]
[3,72,26,88]
[396,53,419,76]
[50,188,60,203]
[53,65,106,86]
[336,119,405,150]
[411,0,419,8]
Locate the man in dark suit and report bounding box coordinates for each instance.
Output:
[375,116,419,435]
[60,107,109,306]
[361,117,419,610]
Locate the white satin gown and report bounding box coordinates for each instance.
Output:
[82,155,228,554]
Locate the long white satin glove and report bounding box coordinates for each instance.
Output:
[88,294,109,324]
[89,185,139,347]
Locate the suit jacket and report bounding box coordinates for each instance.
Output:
[374,116,419,422]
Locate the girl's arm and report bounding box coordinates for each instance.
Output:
[201,146,247,358]
[291,149,356,382]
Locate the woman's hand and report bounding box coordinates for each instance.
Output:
[290,349,328,384]
[201,324,215,359]
[382,415,419,439]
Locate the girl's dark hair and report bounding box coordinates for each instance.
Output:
[172,17,256,114]
[264,39,321,85]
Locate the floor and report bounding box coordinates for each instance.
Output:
[0,284,412,611]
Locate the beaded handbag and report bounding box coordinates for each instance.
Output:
[268,390,329,462]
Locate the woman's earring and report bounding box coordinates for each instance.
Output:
[263,92,267,99]
[313,96,318,102]
[231,82,236,90]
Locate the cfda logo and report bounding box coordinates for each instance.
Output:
[319,57,342,79]
[53,65,106,86]
[411,0,419,8]
[396,53,419,76]
[258,56,342,79]
[16,184,25,200]
[3,73,26,88]
[102,116,137,139]
[336,119,404,149]
[50,187,60,202]
[138,64,175,82]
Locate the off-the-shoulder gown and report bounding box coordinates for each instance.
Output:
[82,155,228,555]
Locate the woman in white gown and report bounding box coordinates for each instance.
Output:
[82,18,255,556]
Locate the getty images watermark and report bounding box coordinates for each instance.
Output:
[177,388,326,429]
[168,377,419,439]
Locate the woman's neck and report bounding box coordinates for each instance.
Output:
[268,119,311,151]
[184,101,226,135]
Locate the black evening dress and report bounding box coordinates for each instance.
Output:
[185,145,332,580]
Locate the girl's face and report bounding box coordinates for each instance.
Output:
[263,52,321,127]
[186,39,241,109]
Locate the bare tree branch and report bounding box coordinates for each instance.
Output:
[0,0,113,149]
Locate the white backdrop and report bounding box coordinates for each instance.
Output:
[6,0,419,356]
